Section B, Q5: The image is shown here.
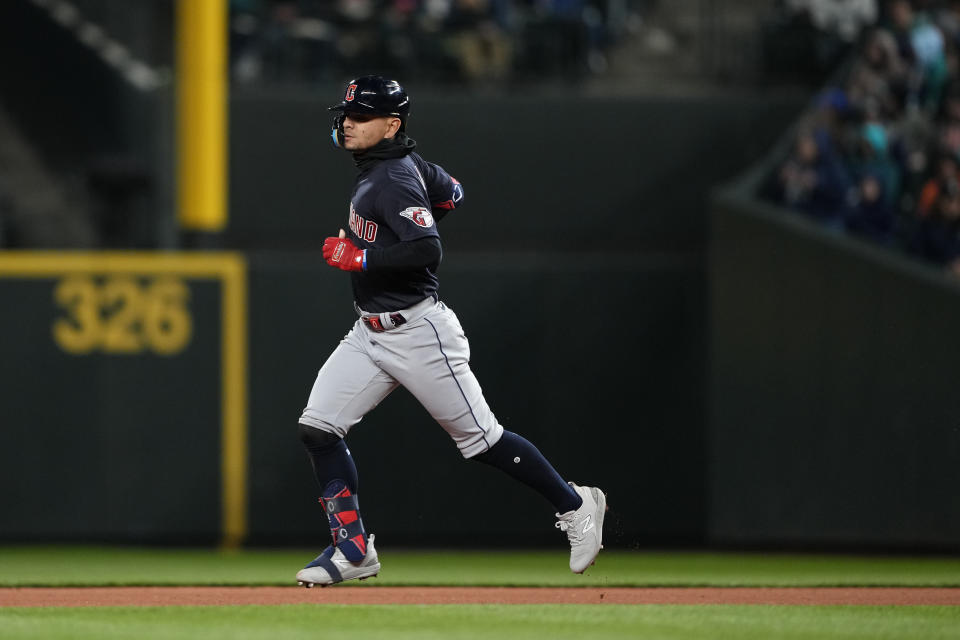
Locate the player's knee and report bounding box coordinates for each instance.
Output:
[456,433,495,459]
[456,424,505,460]
[298,422,343,452]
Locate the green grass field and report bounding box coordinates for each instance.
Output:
[2,605,959,640]
[1,546,958,640]
[3,546,960,587]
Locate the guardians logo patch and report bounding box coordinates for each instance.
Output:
[398,207,434,228]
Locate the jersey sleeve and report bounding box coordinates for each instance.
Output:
[411,154,464,220]
[376,164,441,241]
[424,163,464,212]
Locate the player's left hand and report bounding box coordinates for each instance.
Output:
[323,229,365,272]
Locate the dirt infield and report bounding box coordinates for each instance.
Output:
[2,587,959,607]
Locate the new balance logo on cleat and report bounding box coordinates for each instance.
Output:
[580,514,594,535]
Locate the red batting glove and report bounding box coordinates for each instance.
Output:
[323,235,365,272]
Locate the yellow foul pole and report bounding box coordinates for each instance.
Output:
[177,0,227,232]
[176,0,245,550]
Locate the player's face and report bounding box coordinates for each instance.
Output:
[342,113,401,151]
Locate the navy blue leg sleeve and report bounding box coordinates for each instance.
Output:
[472,430,582,514]
[298,423,359,494]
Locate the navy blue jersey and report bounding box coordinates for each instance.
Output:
[347,151,463,312]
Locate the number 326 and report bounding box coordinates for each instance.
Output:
[53,276,192,355]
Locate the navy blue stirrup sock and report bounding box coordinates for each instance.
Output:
[472,430,582,513]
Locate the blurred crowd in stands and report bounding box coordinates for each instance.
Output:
[769,0,960,277]
[228,0,639,84]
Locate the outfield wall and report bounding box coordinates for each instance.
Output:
[0,83,808,546]
[3,218,959,550]
[0,250,702,547]
[708,181,960,551]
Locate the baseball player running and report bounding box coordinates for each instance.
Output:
[295,75,606,587]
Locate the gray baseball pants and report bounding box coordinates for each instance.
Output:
[299,297,505,458]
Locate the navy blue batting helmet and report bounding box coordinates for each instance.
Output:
[329,75,410,147]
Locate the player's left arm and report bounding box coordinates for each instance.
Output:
[430,176,463,223]
[414,157,464,221]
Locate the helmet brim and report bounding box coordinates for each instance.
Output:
[328,102,398,116]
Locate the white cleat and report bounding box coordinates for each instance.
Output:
[295,533,381,587]
[555,484,607,574]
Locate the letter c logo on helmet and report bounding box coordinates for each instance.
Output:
[345,84,357,102]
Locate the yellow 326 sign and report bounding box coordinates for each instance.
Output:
[53,275,192,355]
